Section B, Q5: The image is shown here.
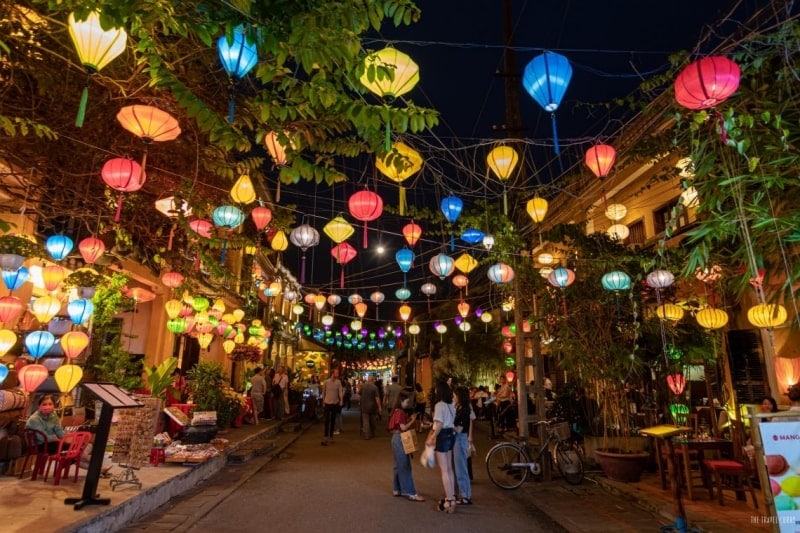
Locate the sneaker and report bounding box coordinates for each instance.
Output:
[333,430,341,435]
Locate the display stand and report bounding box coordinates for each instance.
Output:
[64,383,142,510]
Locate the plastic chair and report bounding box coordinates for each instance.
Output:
[44,431,92,485]
[19,429,51,480]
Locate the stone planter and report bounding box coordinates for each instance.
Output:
[594,448,650,482]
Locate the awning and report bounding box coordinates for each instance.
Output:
[296,337,329,353]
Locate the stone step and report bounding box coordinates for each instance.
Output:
[227,440,276,464]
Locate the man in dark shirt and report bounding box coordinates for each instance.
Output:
[360,375,382,439]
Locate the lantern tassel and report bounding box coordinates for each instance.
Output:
[427,297,431,314]
[715,109,729,145]
[450,232,455,252]
[363,222,368,249]
[503,188,508,216]
[114,194,123,223]
[551,114,560,155]
[399,186,406,216]
[340,267,345,289]
[300,254,306,283]
[75,86,89,128]
[228,95,236,124]
[220,239,228,264]
[276,179,281,203]
[140,150,148,181]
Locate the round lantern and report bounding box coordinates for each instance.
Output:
[25,331,55,359]
[395,287,411,301]
[537,253,554,265]
[189,219,214,239]
[584,144,616,179]
[402,222,422,247]
[747,303,787,329]
[607,224,630,241]
[290,224,320,283]
[212,205,245,229]
[647,269,675,289]
[161,271,184,289]
[0,295,24,323]
[696,307,728,330]
[526,196,548,224]
[429,253,455,280]
[452,275,469,291]
[327,294,342,307]
[251,206,273,232]
[656,303,685,322]
[348,293,363,305]
[61,331,90,359]
[370,291,385,306]
[601,271,631,291]
[604,203,627,221]
[67,298,94,325]
[2,267,29,292]
[674,56,740,110]
[78,236,105,264]
[18,364,48,393]
[101,157,146,222]
[45,235,74,262]
[166,317,187,334]
[31,295,61,323]
[547,267,575,289]
[487,263,515,284]
[522,51,572,154]
[348,190,383,248]
[481,313,492,324]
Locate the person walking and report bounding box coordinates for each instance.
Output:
[360,375,382,439]
[425,380,457,513]
[388,391,424,502]
[321,368,344,446]
[453,386,475,505]
[250,367,267,424]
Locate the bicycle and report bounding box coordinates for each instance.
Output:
[485,418,584,488]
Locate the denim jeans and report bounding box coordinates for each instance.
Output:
[454,432,471,499]
[391,432,417,496]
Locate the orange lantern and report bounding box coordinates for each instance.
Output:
[116,105,181,174]
[60,331,90,359]
[526,196,548,224]
[457,301,470,319]
[585,143,616,179]
[0,296,24,324]
[775,357,800,392]
[41,265,66,292]
[354,301,368,318]
[126,287,156,303]
[251,206,272,232]
[398,304,411,322]
[402,221,422,247]
[18,364,48,393]
[78,236,106,264]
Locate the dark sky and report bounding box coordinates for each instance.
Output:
[279,1,756,325]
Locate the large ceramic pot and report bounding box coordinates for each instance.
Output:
[594,448,650,482]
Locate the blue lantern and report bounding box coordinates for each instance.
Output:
[0,363,7,386]
[395,247,415,287]
[217,25,259,123]
[45,235,74,261]
[440,195,463,251]
[601,271,631,291]
[25,330,55,359]
[212,205,245,263]
[2,266,29,291]
[67,298,95,325]
[522,51,572,155]
[395,287,411,301]
[460,228,484,245]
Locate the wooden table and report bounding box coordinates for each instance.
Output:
[672,437,732,500]
[640,425,691,529]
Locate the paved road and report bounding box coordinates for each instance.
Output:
[120,409,673,533]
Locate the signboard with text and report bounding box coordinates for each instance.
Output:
[760,420,800,532]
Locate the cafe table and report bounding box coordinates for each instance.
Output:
[672,435,733,500]
[640,424,691,531]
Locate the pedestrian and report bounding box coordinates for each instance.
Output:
[321,368,344,446]
[388,391,425,502]
[425,380,457,513]
[360,375,382,439]
[414,382,427,432]
[272,365,288,420]
[385,375,402,416]
[453,386,475,505]
[250,367,267,424]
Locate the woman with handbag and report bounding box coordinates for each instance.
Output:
[388,391,424,502]
[425,380,457,513]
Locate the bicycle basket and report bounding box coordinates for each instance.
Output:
[551,422,571,441]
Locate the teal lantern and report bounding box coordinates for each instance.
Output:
[217,25,258,123]
[522,51,572,155]
[601,271,631,291]
[212,205,245,263]
[395,287,411,301]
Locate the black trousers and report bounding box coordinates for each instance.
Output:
[323,403,341,438]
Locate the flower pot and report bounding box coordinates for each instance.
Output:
[79,286,97,299]
[594,448,650,482]
[0,254,25,272]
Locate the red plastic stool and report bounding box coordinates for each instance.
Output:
[149,447,166,467]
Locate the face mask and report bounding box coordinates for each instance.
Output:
[39,406,54,416]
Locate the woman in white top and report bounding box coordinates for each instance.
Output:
[425,380,457,513]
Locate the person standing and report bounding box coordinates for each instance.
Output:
[453,386,475,505]
[384,376,402,417]
[413,382,427,432]
[360,375,382,439]
[495,376,513,432]
[250,367,267,424]
[321,368,344,446]
[388,391,424,502]
[425,380,457,513]
[25,395,65,453]
[272,366,288,420]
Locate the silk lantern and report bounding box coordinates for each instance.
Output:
[0,295,24,323]
[61,331,90,359]
[420,282,437,313]
[398,304,411,323]
[348,189,383,248]
[607,224,630,241]
[522,51,572,154]
[605,203,628,221]
[31,295,61,323]
[674,56,740,110]
[429,253,454,280]
[78,236,106,264]
[324,216,355,244]
[0,329,17,357]
[55,364,84,395]
[460,228,484,245]
[290,224,320,283]
[370,291,385,320]
[161,271,184,289]
[585,144,616,179]
[45,235,74,262]
[217,25,258,123]
[331,242,357,288]
[548,267,574,288]
[25,331,55,359]
[18,364,48,393]
[656,303,685,322]
[440,195,463,251]
[41,265,66,292]
[154,196,191,250]
[601,271,631,291]
[212,205,245,263]
[454,253,478,276]
[231,174,257,205]
[116,105,181,175]
[696,307,728,330]
[0,363,7,386]
[488,263,515,284]
[748,303,787,329]
[376,142,422,215]
[402,222,422,247]
[68,11,127,127]
[526,196,548,224]
[647,269,675,289]
[2,267,29,292]
[667,374,686,395]
[101,157,146,221]
[395,247,415,288]
[67,299,94,325]
[395,288,411,301]
[487,145,519,215]
[251,205,272,232]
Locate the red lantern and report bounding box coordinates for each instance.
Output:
[331,242,357,289]
[584,144,616,179]
[348,189,383,248]
[667,374,686,395]
[251,206,272,232]
[78,236,105,264]
[502,340,513,353]
[674,56,740,110]
[161,271,184,289]
[101,158,146,222]
[0,295,24,323]
[402,221,422,247]
[18,364,48,393]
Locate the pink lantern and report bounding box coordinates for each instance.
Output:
[189,219,213,239]
[78,236,106,264]
[674,56,740,110]
[161,271,184,289]
[667,374,686,395]
[101,157,146,222]
[331,242,357,288]
[584,144,616,179]
[348,189,383,248]
[18,364,48,393]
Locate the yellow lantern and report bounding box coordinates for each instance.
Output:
[31,295,61,323]
[487,146,519,215]
[696,307,728,330]
[232,309,245,322]
[271,230,289,252]
[408,323,420,335]
[354,302,368,318]
[231,174,257,205]
[656,303,685,322]
[313,294,326,311]
[68,11,127,127]
[748,303,787,328]
[222,339,236,354]
[398,304,411,322]
[376,142,423,215]
[526,196,548,224]
[454,253,478,275]
[41,265,66,292]
[60,331,89,359]
[55,364,83,394]
[323,216,355,244]
[0,329,17,357]
[212,299,226,315]
[164,299,182,319]
[197,332,214,349]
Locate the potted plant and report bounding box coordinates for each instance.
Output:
[63,268,107,298]
[0,233,44,269]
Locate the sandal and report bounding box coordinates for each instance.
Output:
[407,494,425,502]
[456,497,472,505]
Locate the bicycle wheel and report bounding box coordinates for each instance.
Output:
[485,443,530,489]
[555,441,584,485]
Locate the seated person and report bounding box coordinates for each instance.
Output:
[25,395,65,454]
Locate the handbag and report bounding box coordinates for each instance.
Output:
[420,443,436,468]
[400,429,418,454]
